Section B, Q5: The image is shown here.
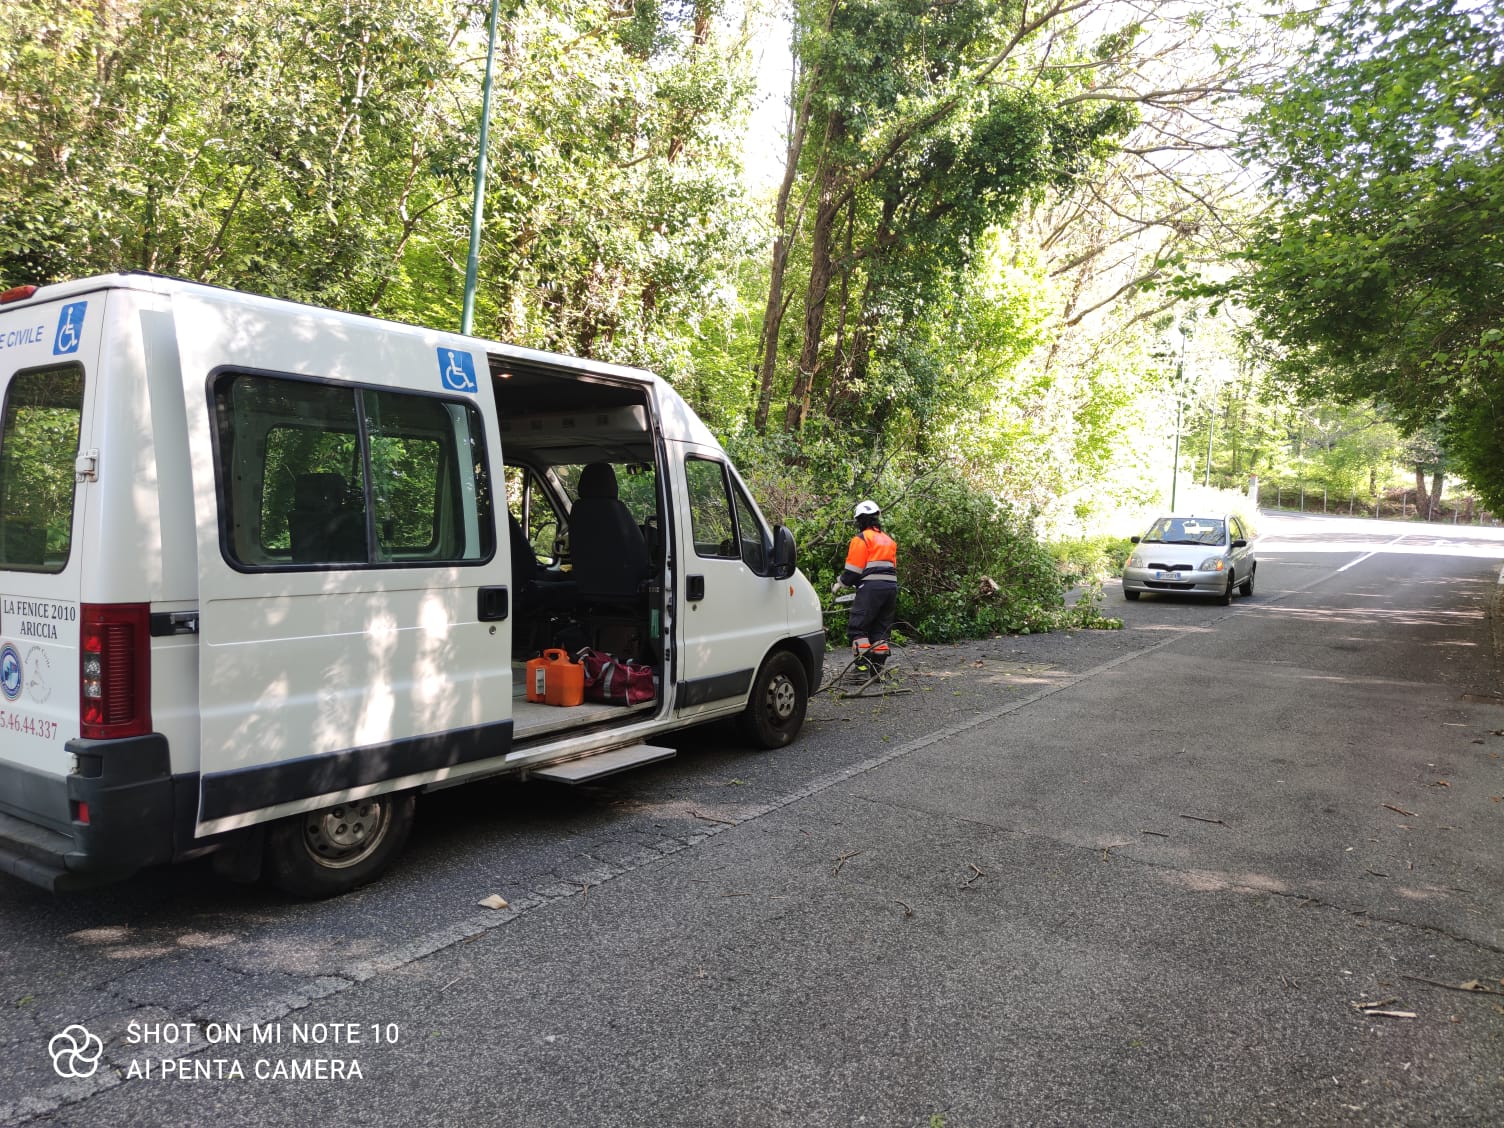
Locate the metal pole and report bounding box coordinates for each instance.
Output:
[1170,332,1185,510]
[462,0,503,335]
[1171,394,1182,511]
[1204,403,1214,487]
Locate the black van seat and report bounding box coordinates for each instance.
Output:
[509,513,576,653]
[568,463,652,605]
[288,472,365,563]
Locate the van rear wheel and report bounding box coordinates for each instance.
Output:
[743,651,809,750]
[265,792,415,899]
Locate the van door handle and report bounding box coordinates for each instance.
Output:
[686,575,705,602]
[478,586,509,622]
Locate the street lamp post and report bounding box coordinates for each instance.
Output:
[461,0,503,336]
[1204,402,1215,487]
[1170,326,1188,511]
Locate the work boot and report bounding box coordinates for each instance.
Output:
[852,639,873,676]
[870,641,890,671]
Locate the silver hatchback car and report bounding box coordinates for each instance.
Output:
[1121,513,1256,603]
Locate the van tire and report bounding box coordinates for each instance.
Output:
[743,651,809,750]
[264,792,416,899]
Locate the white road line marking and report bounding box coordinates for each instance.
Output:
[1337,534,1411,573]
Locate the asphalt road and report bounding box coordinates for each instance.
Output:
[3,512,1503,1126]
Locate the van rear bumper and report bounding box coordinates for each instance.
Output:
[0,735,192,890]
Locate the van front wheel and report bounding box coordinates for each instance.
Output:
[743,651,809,750]
[265,792,415,899]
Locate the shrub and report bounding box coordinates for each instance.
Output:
[728,432,1121,643]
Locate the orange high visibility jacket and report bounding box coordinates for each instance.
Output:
[841,528,898,587]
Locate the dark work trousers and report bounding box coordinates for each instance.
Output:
[846,581,897,645]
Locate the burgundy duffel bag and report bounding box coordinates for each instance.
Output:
[578,649,656,705]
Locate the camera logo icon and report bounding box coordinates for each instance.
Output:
[49,1025,103,1079]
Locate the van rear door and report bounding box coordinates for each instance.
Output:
[169,291,512,837]
[0,291,97,837]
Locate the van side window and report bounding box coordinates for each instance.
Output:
[0,364,84,573]
[730,479,770,574]
[214,372,494,569]
[685,457,738,559]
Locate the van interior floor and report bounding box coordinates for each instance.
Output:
[510,662,658,741]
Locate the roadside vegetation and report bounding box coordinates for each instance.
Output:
[1,0,1496,637]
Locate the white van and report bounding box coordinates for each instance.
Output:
[0,274,825,896]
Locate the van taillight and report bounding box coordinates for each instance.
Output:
[0,284,37,304]
[80,604,152,739]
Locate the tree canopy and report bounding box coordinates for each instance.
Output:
[1236,0,1504,506]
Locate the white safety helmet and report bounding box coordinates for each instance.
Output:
[854,499,881,520]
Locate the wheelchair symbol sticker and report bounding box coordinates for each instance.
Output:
[53,302,87,355]
[438,348,478,393]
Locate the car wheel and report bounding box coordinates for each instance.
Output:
[743,650,809,750]
[1123,589,1141,601]
[1238,567,1255,597]
[1218,573,1234,605]
[265,791,416,899]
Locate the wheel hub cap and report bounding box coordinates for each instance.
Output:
[768,674,797,720]
[303,801,388,868]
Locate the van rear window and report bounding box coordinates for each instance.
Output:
[0,364,84,573]
[213,372,495,570]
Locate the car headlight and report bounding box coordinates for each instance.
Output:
[1127,552,1145,568]
[1198,556,1226,571]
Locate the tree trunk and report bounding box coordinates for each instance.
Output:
[1429,469,1444,518]
[784,145,844,432]
[752,64,813,433]
[1413,465,1431,519]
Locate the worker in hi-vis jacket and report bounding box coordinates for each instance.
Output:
[831,499,898,673]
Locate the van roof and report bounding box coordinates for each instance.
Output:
[11,270,659,379]
[8,272,722,449]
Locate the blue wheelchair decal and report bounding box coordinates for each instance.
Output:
[438,348,478,392]
[53,302,87,355]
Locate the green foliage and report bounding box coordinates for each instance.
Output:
[729,428,1120,642]
[1237,0,1504,508]
[0,0,469,308]
[0,0,754,369]
[465,0,757,372]
[1050,535,1133,588]
[758,0,1136,433]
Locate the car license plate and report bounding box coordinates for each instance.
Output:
[1155,570,1180,580]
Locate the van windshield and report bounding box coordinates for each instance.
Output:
[0,365,84,572]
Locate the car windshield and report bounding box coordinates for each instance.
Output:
[1142,517,1226,546]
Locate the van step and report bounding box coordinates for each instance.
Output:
[531,744,676,784]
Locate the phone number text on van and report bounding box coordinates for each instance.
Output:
[0,708,57,741]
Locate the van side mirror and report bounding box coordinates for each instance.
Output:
[770,525,796,580]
